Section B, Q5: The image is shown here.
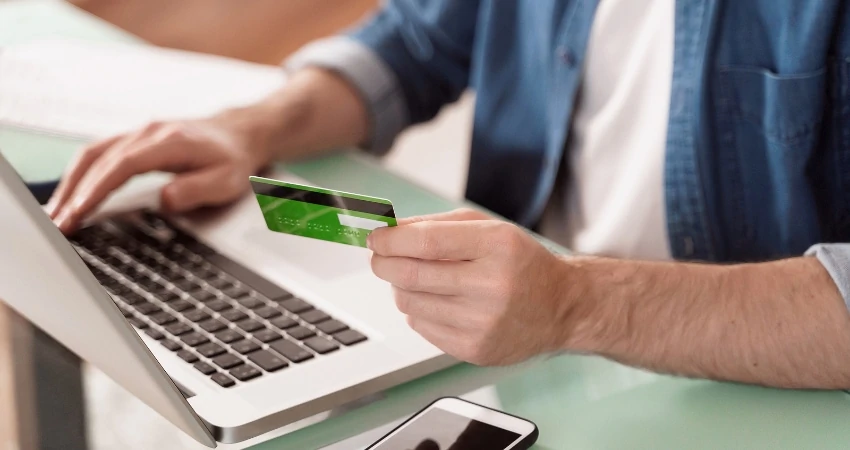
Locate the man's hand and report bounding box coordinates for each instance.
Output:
[47,113,269,234]
[46,68,369,235]
[368,209,573,366]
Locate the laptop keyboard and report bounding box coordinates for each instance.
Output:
[69,211,367,388]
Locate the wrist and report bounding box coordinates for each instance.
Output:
[556,256,639,356]
[214,68,368,168]
[211,95,301,170]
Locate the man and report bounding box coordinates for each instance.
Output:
[47,0,850,388]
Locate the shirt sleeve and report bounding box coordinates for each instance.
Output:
[806,244,850,311]
[285,36,408,155]
[347,0,480,126]
[285,0,480,154]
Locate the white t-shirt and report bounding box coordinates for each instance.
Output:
[542,0,675,260]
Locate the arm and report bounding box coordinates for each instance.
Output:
[566,255,850,389]
[367,209,850,389]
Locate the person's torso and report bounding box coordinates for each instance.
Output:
[463,0,850,262]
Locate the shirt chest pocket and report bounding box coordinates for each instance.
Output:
[715,65,827,151]
[710,65,828,258]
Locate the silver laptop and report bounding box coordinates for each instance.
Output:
[0,152,454,447]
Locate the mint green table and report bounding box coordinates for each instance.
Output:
[3,3,850,449]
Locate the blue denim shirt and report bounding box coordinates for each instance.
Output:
[287,0,850,308]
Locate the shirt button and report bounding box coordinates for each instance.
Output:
[556,47,576,67]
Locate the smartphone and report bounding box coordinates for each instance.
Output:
[366,397,539,450]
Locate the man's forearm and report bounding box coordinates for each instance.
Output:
[564,256,850,389]
[219,67,369,164]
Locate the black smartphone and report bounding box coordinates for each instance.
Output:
[366,397,539,450]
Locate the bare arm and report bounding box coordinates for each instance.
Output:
[231,67,370,162]
[566,256,850,389]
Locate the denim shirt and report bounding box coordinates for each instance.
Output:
[286,0,850,308]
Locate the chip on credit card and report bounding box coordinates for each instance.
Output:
[250,176,397,248]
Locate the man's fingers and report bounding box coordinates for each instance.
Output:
[54,138,190,233]
[371,255,475,295]
[405,316,464,357]
[46,134,123,218]
[160,166,244,213]
[391,287,469,327]
[369,219,508,260]
[397,207,492,226]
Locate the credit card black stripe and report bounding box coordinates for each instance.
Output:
[252,182,396,218]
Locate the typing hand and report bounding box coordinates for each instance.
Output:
[47,113,269,234]
[368,209,573,366]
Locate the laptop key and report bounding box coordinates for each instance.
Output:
[215,329,244,344]
[164,322,193,336]
[183,309,210,323]
[278,298,312,314]
[316,319,348,335]
[139,279,162,291]
[168,299,194,312]
[236,319,264,332]
[174,279,201,292]
[134,302,160,315]
[161,269,186,282]
[220,309,248,322]
[211,373,235,388]
[181,332,210,347]
[232,340,260,355]
[287,326,315,340]
[161,339,181,351]
[213,353,243,370]
[299,309,330,324]
[122,292,146,305]
[199,319,227,333]
[270,316,297,330]
[127,317,148,329]
[197,342,226,358]
[252,329,281,343]
[177,350,199,363]
[118,306,134,318]
[237,296,264,309]
[191,266,218,280]
[208,277,234,290]
[304,336,340,354]
[145,328,165,340]
[254,306,281,319]
[149,311,177,325]
[223,286,250,299]
[229,364,262,382]
[109,284,132,296]
[333,329,367,346]
[247,350,288,372]
[193,362,216,375]
[189,289,216,302]
[205,299,232,312]
[152,289,180,302]
[269,340,314,363]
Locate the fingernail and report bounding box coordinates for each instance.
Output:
[366,233,375,250]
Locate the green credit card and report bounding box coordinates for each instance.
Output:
[250,176,397,248]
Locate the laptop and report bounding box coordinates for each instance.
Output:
[0,152,454,447]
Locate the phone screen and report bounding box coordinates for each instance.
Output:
[371,407,521,450]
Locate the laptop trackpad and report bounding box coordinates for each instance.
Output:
[241,228,371,280]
